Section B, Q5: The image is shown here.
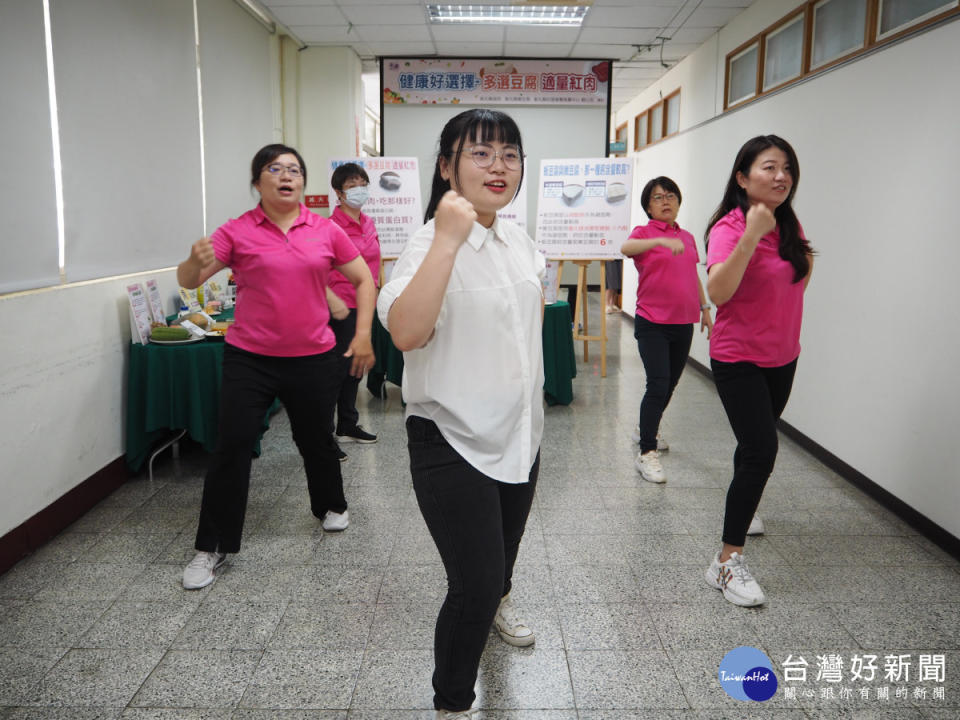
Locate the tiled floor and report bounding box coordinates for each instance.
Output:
[2,302,959,719]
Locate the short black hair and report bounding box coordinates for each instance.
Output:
[331,162,369,193]
[640,176,682,219]
[250,143,307,188]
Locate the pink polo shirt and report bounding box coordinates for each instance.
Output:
[706,207,804,367]
[212,204,359,357]
[627,219,701,324]
[327,205,381,307]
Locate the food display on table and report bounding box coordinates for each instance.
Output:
[150,326,191,342]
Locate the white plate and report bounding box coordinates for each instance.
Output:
[149,334,206,345]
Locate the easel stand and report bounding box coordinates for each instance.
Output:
[556,259,608,378]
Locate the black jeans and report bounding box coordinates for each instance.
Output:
[407,416,540,712]
[328,308,360,434]
[195,344,345,554]
[711,357,798,546]
[634,315,694,453]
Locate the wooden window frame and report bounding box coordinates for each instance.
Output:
[633,88,681,152]
[613,122,628,157]
[762,8,807,93]
[722,0,960,112]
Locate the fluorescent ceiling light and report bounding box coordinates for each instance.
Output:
[427,4,589,26]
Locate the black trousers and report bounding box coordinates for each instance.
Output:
[711,357,798,546]
[407,416,539,712]
[195,344,346,554]
[328,307,361,434]
[634,315,694,453]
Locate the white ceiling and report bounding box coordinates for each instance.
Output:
[259,0,756,113]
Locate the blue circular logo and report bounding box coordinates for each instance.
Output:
[718,646,778,702]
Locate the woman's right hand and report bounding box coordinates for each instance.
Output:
[659,237,685,255]
[744,203,776,245]
[433,190,477,250]
[190,237,216,268]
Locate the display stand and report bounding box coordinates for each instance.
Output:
[556,258,609,378]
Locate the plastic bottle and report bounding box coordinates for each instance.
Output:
[178,304,190,319]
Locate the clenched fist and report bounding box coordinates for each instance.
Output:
[190,237,216,268]
[433,190,477,250]
[744,203,776,243]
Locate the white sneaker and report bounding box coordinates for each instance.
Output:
[705,551,766,607]
[494,594,535,647]
[746,514,765,535]
[322,509,349,532]
[631,426,669,451]
[182,550,226,590]
[436,710,478,720]
[635,450,666,483]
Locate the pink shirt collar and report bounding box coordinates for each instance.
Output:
[250,203,314,230]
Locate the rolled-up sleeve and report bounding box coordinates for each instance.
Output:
[376,226,432,333]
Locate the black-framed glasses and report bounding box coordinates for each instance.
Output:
[463,144,524,171]
[264,163,303,177]
[651,192,678,203]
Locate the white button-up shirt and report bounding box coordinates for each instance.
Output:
[377,216,545,484]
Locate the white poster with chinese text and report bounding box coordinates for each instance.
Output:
[534,158,633,259]
[328,157,423,258]
[497,180,527,233]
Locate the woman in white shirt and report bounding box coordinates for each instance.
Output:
[377,109,544,720]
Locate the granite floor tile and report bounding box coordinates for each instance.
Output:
[473,648,575,709]
[30,562,144,605]
[0,646,69,705]
[0,600,107,648]
[241,648,363,710]
[25,533,101,564]
[0,708,124,719]
[556,602,661,650]
[292,564,385,605]
[28,648,165,707]
[349,649,436,709]
[0,562,70,600]
[78,600,197,649]
[648,601,763,650]
[172,598,287,651]
[831,603,960,649]
[121,710,232,719]
[566,650,688,709]
[268,601,375,649]
[130,650,262,709]
[547,564,641,604]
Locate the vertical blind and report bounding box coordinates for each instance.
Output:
[0,0,60,293]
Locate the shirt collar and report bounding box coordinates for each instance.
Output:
[465,215,504,251]
[253,203,313,229]
[332,205,365,227]
[649,218,681,232]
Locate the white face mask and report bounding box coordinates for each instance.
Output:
[343,185,369,208]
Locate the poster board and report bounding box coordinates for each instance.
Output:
[534,157,633,259]
[327,157,423,258]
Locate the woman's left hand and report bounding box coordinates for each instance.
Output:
[700,308,714,339]
[344,335,375,378]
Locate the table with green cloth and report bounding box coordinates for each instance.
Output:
[126,310,276,472]
[366,301,576,406]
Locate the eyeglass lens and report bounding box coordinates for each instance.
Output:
[467,144,522,170]
[266,163,302,176]
[651,193,677,202]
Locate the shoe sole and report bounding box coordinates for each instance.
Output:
[496,628,535,647]
[323,523,349,532]
[337,435,377,444]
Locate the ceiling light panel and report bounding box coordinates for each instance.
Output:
[427,4,589,27]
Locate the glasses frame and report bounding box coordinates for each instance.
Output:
[463,143,525,171]
[264,163,303,177]
[650,192,678,203]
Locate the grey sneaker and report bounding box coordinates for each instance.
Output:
[322,509,349,532]
[494,594,535,647]
[182,550,226,590]
[746,514,765,535]
[635,450,666,483]
[705,551,766,606]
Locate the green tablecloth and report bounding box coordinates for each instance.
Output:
[125,310,275,472]
[366,301,576,406]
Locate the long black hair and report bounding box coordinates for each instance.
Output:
[704,135,812,283]
[424,109,524,222]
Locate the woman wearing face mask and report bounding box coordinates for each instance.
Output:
[378,109,543,719]
[703,135,814,607]
[326,163,382,474]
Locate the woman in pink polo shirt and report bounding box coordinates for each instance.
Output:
[703,135,814,607]
[327,162,382,455]
[175,143,377,590]
[621,176,712,484]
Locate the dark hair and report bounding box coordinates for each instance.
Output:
[424,109,524,222]
[250,143,307,188]
[704,135,812,283]
[330,162,369,193]
[640,176,682,219]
